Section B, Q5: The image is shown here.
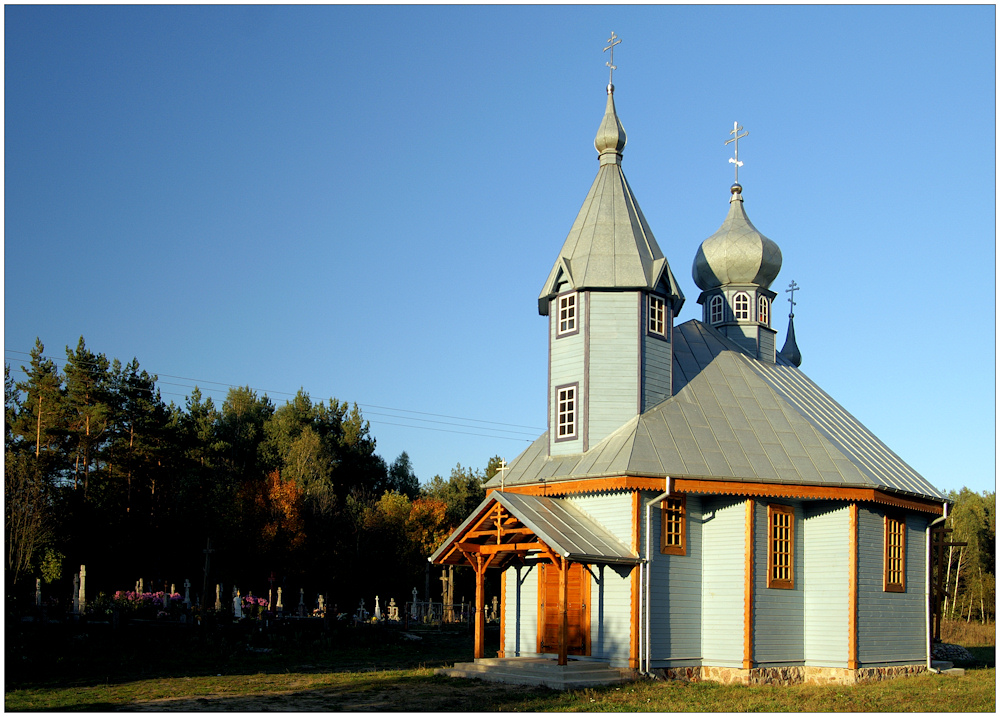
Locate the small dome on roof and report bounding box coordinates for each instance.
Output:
[692,185,782,291]
[594,86,626,162]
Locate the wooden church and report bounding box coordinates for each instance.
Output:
[431,59,946,686]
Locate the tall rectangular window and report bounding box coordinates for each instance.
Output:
[709,295,724,324]
[557,293,577,336]
[648,295,666,336]
[767,504,794,589]
[556,385,577,440]
[884,514,906,592]
[660,495,686,555]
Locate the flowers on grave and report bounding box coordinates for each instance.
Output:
[240,594,270,619]
[112,590,184,617]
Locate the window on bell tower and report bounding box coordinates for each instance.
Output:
[709,295,724,324]
[648,295,666,336]
[733,292,750,321]
[758,295,769,326]
[557,293,577,336]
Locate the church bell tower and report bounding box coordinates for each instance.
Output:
[538,36,684,456]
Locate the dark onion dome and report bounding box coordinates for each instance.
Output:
[692,184,782,291]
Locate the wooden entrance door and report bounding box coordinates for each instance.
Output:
[537,562,590,656]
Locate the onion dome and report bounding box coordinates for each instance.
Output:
[594,88,626,164]
[692,184,782,291]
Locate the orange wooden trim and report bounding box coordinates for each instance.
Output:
[500,477,943,514]
[465,526,534,539]
[499,567,506,658]
[673,480,943,515]
[456,541,546,555]
[743,498,755,670]
[536,562,545,655]
[848,503,859,670]
[630,491,641,669]
[583,564,592,657]
[558,556,568,666]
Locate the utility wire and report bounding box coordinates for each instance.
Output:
[5,348,545,441]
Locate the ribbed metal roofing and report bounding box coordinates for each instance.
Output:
[486,320,944,502]
[428,491,639,567]
[538,87,683,315]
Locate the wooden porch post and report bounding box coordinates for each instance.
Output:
[558,557,568,666]
[474,553,486,659]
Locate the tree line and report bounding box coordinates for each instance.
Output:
[940,488,995,624]
[5,337,500,612]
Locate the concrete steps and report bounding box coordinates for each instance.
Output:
[435,657,635,690]
[931,660,966,677]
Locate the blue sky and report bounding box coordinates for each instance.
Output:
[4,5,995,494]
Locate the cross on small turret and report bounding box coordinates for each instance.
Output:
[604,31,621,89]
[497,458,508,491]
[725,121,749,184]
[785,280,800,318]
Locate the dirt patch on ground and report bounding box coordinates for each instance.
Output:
[127,676,549,711]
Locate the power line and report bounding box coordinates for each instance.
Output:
[4,348,546,441]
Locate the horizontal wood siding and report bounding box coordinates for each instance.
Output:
[754,500,805,665]
[505,564,539,657]
[857,508,928,665]
[569,491,635,666]
[549,296,584,456]
[803,502,850,667]
[701,496,747,667]
[758,326,775,362]
[587,293,638,447]
[649,493,702,666]
[642,328,672,410]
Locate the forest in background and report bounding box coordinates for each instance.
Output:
[4,337,996,624]
[5,338,500,614]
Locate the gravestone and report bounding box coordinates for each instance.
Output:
[355,598,366,622]
[78,565,86,614]
[36,578,42,608]
[410,588,419,619]
[215,584,222,611]
[388,598,399,621]
[139,578,144,595]
[298,588,306,617]
[233,588,243,619]
[317,594,325,616]
[374,595,381,621]
[276,587,283,614]
[183,579,191,607]
[171,583,176,597]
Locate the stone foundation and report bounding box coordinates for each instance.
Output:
[654,663,927,686]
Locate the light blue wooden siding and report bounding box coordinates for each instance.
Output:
[758,327,775,363]
[701,496,747,667]
[569,491,635,667]
[641,313,672,410]
[720,324,758,357]
[549,295,585,456]
[857,508,928,665]
[587,292,639,447]
[754,500,805,665]
[803,502,850,667]
[649,493,702,667]
[504,564,540,657]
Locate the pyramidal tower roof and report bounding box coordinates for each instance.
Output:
[538,83,684,315]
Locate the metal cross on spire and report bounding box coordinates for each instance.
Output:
[604,31,621,90]
[725,121,749,184]
[497,458,508,491]
[785,280,800,318]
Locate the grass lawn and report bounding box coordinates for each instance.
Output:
[5,621,996,712]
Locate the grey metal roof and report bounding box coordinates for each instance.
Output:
[429,491,639,567]
[538,88,683,315]
[486,320,944,502]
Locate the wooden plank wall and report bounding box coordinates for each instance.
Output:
[803,501,850,667]
[587,293,639,447]
[753,499,806,665]
[701,496,747,667]
[856,508,928,665]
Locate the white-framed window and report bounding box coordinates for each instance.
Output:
[556,384,577,440]
[648,295,666,336]
[557,293,577,336]
[733,292,751,321]
[709,295,724,324]
[758,295,769,326]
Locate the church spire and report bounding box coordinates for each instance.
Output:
[779,280,802,367]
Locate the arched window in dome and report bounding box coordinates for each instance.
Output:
[709,295,724,324]
[758,295,770,326]
[733,292,750,321]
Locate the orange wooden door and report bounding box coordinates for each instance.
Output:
[537,562,590,656]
